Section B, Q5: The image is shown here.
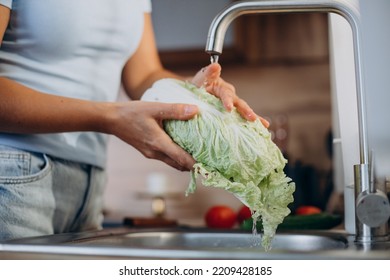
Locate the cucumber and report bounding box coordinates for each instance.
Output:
[240,213,342,231]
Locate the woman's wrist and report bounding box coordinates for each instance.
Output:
[88,101,120,135]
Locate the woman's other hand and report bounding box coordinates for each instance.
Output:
[107,101,198,171]
[191,63,269,127]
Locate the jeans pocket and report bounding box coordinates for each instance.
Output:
[0,146,51,184]
[0,147,55,240]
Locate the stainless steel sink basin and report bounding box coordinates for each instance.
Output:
[1,228,390,259]
[76,231,347,252]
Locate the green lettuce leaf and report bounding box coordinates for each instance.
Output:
[142,78,295,250]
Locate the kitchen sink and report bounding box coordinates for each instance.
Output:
[74,231,347,252]
[1,227,390,259]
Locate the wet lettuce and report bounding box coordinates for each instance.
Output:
[141,78,295,250]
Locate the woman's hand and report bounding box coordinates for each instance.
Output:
[107,101,198,171]
[191,63,269,127]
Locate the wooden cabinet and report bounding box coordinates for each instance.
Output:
[234,13,329,64]
[159,12,329,68]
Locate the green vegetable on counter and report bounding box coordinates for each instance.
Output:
[141,78,295,251]
[240,213,343,231]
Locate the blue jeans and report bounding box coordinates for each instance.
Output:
[0,145,106,241]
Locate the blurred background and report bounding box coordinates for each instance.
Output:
[103,0,339,225]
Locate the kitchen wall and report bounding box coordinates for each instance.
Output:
[329,0,390,233]
[150,0,234,51]
[103,1,333,224]
[360,0,390,182]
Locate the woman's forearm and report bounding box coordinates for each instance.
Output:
[0,6,10,44]
[0,77,114,134]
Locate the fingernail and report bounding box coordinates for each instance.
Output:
[261,118,270,128]
[225,102,233,111]
[184,105,198,116]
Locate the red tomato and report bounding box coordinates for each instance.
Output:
[205,205,237,229]
[295,205,322,215]
[237,205,252,224]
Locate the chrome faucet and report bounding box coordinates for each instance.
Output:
[205,0,390,243]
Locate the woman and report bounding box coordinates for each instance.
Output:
[0,0,266,241]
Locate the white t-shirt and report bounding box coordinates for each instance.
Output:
[0,0,152,167]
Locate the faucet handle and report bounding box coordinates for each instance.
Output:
[356,190,390,228]
[356,151,390,228]
[355,151,390,240]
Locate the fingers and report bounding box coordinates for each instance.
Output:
[206,83,269,126]
[208,80,256,121]
[234,98,257,121]
[144,102,198,170]
[138,129,196,171]
[191,63,221,88]
[149,102,199,121]
[113,101,198,172]
[198,66,269,125]
[259,117,270,128]
[147,148,195,171]
[158,136,196,171]
[191,64,257,122]
[208,79,235,112]
[140,123,196,171]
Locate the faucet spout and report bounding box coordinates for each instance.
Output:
[205,0,390,243]
[206,0,368,165]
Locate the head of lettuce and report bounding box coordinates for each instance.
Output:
[141,78,295,250]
